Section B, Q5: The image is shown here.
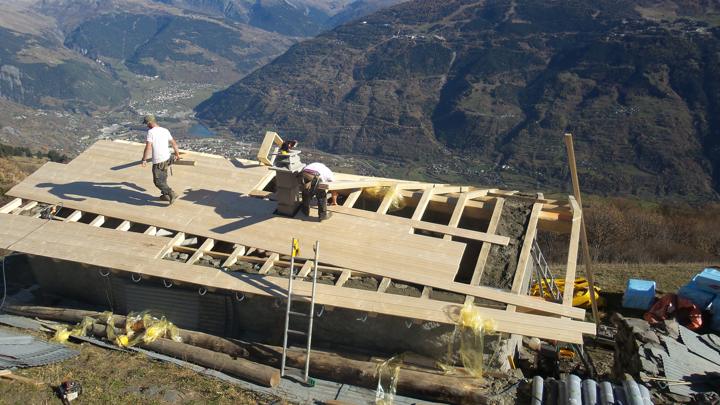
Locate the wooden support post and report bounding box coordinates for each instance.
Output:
[11,201,37,215]
[377,277,391,293]
[259,253,279,274]
[157,232,185,259]
[505,202,542,315]
[335,270,351,287]
[144,226,157,236]
[564,198,583,307]
[116,220,131,231]
[89,215,105,227]
[0,198,22,214]
[187,238,215,265]
[421,287,432,299]
[63,210,82,223]
[465,198,505,305]
[252,171,277,193]
[343,189,362,208]
[564,133,600,325]
[222,244,247,268]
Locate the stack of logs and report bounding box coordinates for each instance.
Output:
[5,305,507,404]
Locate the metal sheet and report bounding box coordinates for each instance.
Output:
[0,315,46,331]
[0,328,78,368]
[679,326,720,366]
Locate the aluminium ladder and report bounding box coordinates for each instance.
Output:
[280,238,320,383]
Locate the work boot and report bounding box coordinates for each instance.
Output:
[157,194,170,202]
[168,191,178,205]
[319,211,332,221]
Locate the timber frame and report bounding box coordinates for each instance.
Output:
[0,138,594,344]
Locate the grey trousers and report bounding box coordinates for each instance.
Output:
[152,160,174,196]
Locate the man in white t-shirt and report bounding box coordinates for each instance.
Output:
[140,114,180,204]
[301,162,338,220]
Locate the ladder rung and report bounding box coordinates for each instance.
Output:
[289,311,307,317]
[288,329,307,336]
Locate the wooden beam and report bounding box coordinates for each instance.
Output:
[298,260,313,278]
[335,270,351,287]
[465,198,505,305]
[421,287,432,299]
[116,220,131,231]
[0,198,22,214]
[251,171,276,193]
[222,244,247,268]
[343,189,362,208]
[157,232,185,259]
[320,180,427,192]
[411,188,435,221]
[89,215,105,227]
[328,205,510,246]
[563,198,583,307]
[441,190,487,241]
[11,201,37,215]
[564,133,600,325]
[259,253,279,274]
[63,210,82,223]
[187,238,215,265]
[376,184,400,214]
[144,226,157,236]
[377,277,391,293]
[510,203,543,295]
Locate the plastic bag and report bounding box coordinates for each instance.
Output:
[375,355,402,405]
[51,316,95,343]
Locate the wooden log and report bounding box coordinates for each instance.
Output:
[86,323,280,387]
[7,305,491,404]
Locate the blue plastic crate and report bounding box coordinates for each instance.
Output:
[622,279,656,310]
[678,282,716,310]
[692,268,720,294]
[711,297,720,332]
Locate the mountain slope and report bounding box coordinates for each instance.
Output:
[196,0,720,199]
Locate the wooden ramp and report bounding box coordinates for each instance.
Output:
[1,140,595,343]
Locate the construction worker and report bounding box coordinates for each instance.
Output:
[279,139,298,155]
[140,114,180,205]
[301,162,338,220]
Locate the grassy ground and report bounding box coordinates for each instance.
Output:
[0,156,46,205]
[0,326,283,405]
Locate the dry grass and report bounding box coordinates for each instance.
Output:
[0,326,282,405]
[552,262,715,294]
[0,156,45,205]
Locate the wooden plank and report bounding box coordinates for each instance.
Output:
[222,244,247,268]
[335,270,351,287]
[11,201,37,215]
[63,210,82,223]
[411,188,435,221]
[465,198,505,305]
[441,190,487,241]
[421,287,432,299]
[157,232,185,259]
[251,171,276,193]
[329,205,510,246]
[0,214,594,342]
[144,226,157,236]
[343,189,362,208]
[563,197,582,306]
[256,131,283,165]
[89,215,105,227]
[0,198,22,214]
[320,180,426,191]
[187,238,215,265]
[259,253,279,274]
[116,220,131,231]
[298,260,313,278]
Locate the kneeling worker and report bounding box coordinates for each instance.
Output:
[301,162,338,220]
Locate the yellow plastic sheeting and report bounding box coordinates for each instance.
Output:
[51,316,94,343]
[530,277,604,309]
[440,302,496,378]
[116,311,182,347]
[365,187,407,212]
[375,355,402,405]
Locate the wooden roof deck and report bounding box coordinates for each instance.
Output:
[0,140,594,343]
